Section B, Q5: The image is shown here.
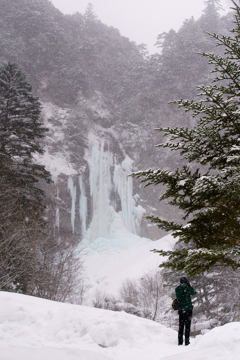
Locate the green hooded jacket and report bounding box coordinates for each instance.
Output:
[175,283,197,311]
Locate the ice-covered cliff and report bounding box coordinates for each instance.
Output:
[38,99,150,244]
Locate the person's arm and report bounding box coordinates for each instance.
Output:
[189,286,197,296]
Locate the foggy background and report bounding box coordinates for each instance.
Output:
[50,0,233,53]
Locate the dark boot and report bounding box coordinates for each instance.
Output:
[178,336,183,345]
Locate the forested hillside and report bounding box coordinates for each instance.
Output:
[0,0,235,285]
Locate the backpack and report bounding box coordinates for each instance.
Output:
[172,298,180,311]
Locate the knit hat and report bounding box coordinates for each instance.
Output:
[180,276,189,284]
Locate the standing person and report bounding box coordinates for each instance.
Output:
[175,276,197,346]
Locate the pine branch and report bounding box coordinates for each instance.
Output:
[152,247,240,276]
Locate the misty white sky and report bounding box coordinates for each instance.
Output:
[50,0,232,53]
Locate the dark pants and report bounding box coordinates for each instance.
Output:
[178,310,192,345]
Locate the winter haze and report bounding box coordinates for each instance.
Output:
[0,1,240,360]
[50,0,232,52]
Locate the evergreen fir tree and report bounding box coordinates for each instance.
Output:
[0,62,51,205]
[133,1,240,275]
[0,63,51,292]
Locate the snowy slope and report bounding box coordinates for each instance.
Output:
[0,292,240,360]
[81,233,176,299]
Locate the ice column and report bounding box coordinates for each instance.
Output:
[52,186,60,239]
[55,186,60,231]
[55,208,59,228]
[67,176,77,233]
[87,138,113,239]
[79,175,87,237]
[113,155,145,234]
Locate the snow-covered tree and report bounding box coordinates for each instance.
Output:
[133,1,240,275]
[0,63,87,301]
[0,62,51,204]
[0,62,51,292]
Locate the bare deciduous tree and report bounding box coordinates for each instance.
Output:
[119,269,170,321]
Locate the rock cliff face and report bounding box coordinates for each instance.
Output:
[2,0,166,243]
[39,95,159,244]
[0,0,158,244]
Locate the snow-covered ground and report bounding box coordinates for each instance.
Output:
[0,232,239,359]
[81,232,176,299]
[0,291,240,360]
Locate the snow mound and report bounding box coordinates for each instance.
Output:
[163,323,240,360]
[0,292,176,360]
[0,292,240,360]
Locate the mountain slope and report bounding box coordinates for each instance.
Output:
[0,0,234,242]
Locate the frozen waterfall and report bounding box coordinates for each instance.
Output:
[113,156,143,235]
[67,176,77,233]
[67,135,145,241]
[85,135,145,242]
[79,175,87,237]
